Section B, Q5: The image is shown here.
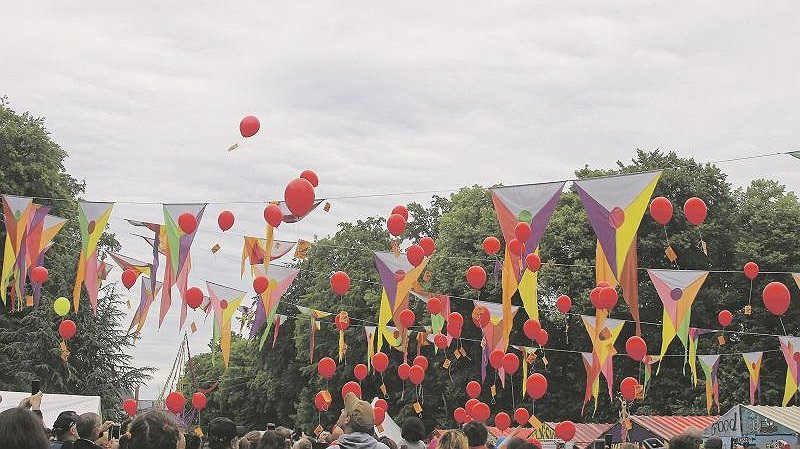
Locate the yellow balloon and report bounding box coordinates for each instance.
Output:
[53,297,70,317]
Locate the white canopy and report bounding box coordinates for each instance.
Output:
[0,391,102,428]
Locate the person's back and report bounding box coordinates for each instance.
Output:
[259,430,287,449]
[0,407,49,449]
[397,418,426,449]
[703,438,722,449]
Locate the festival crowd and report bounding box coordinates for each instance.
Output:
[0,391,737,449]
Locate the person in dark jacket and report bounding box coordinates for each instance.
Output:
[49,411,79,449]
[327,393,388,449]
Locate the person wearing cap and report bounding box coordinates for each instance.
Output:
[327,393,389,449]
[49,411,79,449]
[207,417,240,449]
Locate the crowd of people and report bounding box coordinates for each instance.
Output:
[0,391,746,449]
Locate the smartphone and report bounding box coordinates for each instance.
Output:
[110,424,121,440]
[31,379,40,396]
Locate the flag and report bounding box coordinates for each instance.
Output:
[252,265,300,349]
[698,354,721,413]
[743,352,763,405]
[272,314,287,349]
[206,281,245,368]
[779,336,800,406]
[73,201,114,314]
[581,314,625,413]
[129,276,163,335]
[409,290,451,336]
[475,299,520,385]
[109,252,152,276]
[162,204,206,329]
[1,195,33,306]
[240,237,295,277]
[688,328,715,386]
[297,306,332,362]
[374,251,429,352]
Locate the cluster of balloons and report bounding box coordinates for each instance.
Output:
[397,355,428,385]
[523,319,549,346]
[405,236,435,267]
[52,297,77,341]
[488,351,520,376]
[649,196,708,226]
[589,282,618,310]
[162,390,208,414]
[283,170,319,219]
[387,205,408,237]
[446,311,464,339]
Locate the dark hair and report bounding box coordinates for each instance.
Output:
[401,417,426,443]
[0,407,49,449]
[380,436,398,449]
[76,412,100,439]
[704,438,723,449]
[208,417,238,449]
[185,433,202,449]
[51,410,79,440]
[505,439,537,449]
[128,410,181,449]
[669,433,702,449]
[462,422,488,447]
[259,430,287,449]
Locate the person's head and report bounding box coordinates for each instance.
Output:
[669,432,702,449]
[185,433,202,449]
[259,430,286,449]
[704,438,722,449]
[504,439,537,449]
[127,410,182,449]
[401,417,426,443]
[619,443,638,449]
[293,437,313,449]
[208,417,239,449]
[244,431,264,448]
[52,410,80,442]
[379,436,398,449]
[437,430,469,449]
[336,393,375,434]
[277,426,293,449]
[462,422,488,449]
[0,407,49,449]
[76,412,101,440]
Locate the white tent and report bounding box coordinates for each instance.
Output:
[0,391,102,428]
[371,397,403,443]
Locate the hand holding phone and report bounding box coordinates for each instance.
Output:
[31,379,40,396]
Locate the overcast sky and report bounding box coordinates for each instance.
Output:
[2,2,800,398]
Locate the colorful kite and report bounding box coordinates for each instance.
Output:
[688,328,715,386]
[374,251,429,352]
[1,195,33,306]
[474,299,519,385]
[511,345,538,398]
[126,220,163,302]
[72,201,114,314]
[698,354,721,413]
[642,355,661,396]
[647,269,709,369]
[271,314,288,349]
[24,208,67,306]
[779,336,800,406]
[742,352,763,405]
[161,204,206,329]
[595,240,641,334]
[109,252,152,277]
[296,305,332,363]
[252,265,300,349]
[129,276,163,335]
[206,281,245,368]
[581,314,625,413]
[490,181,565,322]
[240,237,295,277]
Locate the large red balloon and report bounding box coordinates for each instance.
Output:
[503,353,520,375]
[178,213,197,234]
[330,271,350,295]
[217,210,235,231]
[684,197,707,226]
[374,407,386,426]
[514,408,530,426]
[471,402,490,422]
[525,253,542,272]
[454,407,468,424]
[466,266,487,289]
[318,357,336,379]
[466,381,482,399]
[239,115,260,137]
[121,269,138,289]
[165,392,185,414]
[300,170,319,188]
[508,239,524,256]
[253,276,269,294]
[535,329,549,347]
[387,214,406,237]
[489,350,505,370]
[419,237,436,256]
[718,310,733,327]
[58,320,77,340]
[371,352,389,373]
[263,204,283,228]
[620,377,638,401]
[434,333,449,349]
[427,297,443,315]
[334,313,349,331]
[123,399,137,416]
[763,282,791,316]
[598,287,618,310]
[399,309,416,328]
[354,364,368,381]
[556,295,572,314]
[626,336,647,362]
[649,197,673,225]
[409,365,425,385]
[495,412,511,431]
[465,398,480,416]
[285,178,316,217]
[515,222,532,243]
[524,319,541,340]
[191,392,207,411]
[526,373,547,400]
[398,363,411,380]
[406,245,425,267]
[30,266,48,284]
[186,287,204,309]
[744,262,759,281]
[447,323,462,338]
[590,287,602,309]
[555,421,576,441]
[448,312,464,328]
[413,356,429,371]
[391,205,409,221]
[314,391,331,411]
[341,381,362,399]
[483,237,501,255]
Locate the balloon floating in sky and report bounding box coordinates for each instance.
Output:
[284,178,316,217]
[217,210,235,231]
[239,115,260,138]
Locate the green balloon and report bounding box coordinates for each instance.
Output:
[517,210,533,223]
[53,297,70,317]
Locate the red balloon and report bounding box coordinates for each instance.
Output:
[284,178,316,217]
[186,287,204,309]
[374,406,386,426]
[434,333,449,349]
[763,282,791,316]
[335,314,350,331]
[409,365,425,385]
[684,197,707,226]
[263,203,283,228]
[219,299,228,310]
[472,305,490,329]
[590,287,602,309]
[191,392,207,411]
[556,295,572,314]
[318,357,336,379]
[239,115,260,137]
[427,297,443,315]
[413,356,428,371]
[391,205,409,221]
[372,352,389,373]
[178,213,197,234]
[354,364,368,381]
[30,266,48,284]
[419,237,436,256]
[465,398,480,415]
[398,363,411,380]
[649,197,673,225]
[744,262,759,281]
[495,412,511,431]
[387,214,406,237]
[471,402,490,422]
[165,392,185,414]
[121,269,138,289]
[525,253,542,272]
[626,336,648,362]
[508,239,524,256]
[342,381,362,400]
[454,407,468,424]
[620,377,638,401]
[503,353,520,375]
[483,237,501,255]
[598,287,618,310]
[466,381,481,399]
[794,352,800,363]
[330,271,351,296]
[535,329,549,347]
[123,399,137,416]
[524,319,541,340]
[375,399,388,411]
[466,265,487,290]
[489,350,505,370]
[58,320,77,340]
[300,170,319,188]
[718,310,733,327]
[314,391,331,411]
[526,373,547,400]
[514,408,530,426]
[399,309,416,328]
[515,222,532,243]
[447,323,462,339]
[406,245,425,267]
[217,210,235,231]
[555,421,576,442]
[448,312,464,328]
[253,276,269,294]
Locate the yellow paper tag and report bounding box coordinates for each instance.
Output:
[490,385,497,397]
[529,416,543,430]
[542,356,549,366]
[635,385,644,400]
[227,143,238,152]
[665,246,678,262]
[323,202,332,212]
[321,390,332,403]
[423,271,432,282]
[314,425,324,436]
[391,240,400,258]
[211,244,221,253]
[413,402,423,414]
[380,384,388,397]
[459,347,467,357]
[744,305,752,315]
[718,334,726,346]
[700,240,708,255]
[194,427,205,438]
[376,424,384,433]
[624,419,632,430]
[454,350,462,359]
[527,352,537,364]
[190,322,198,333]
[25,295,34,307]
[442,359,452,369]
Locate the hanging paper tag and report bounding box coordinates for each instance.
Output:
[635,385,644,400]
[744,305,752,315]
[459,347,468,357]
[423,271,432,282]
[194,427,205,438]
[454,351,462,360]
[443,359,452,369]
[380,384,388,397]
[314,425,324,436]
[527,352,537,364]
[190,322,198,333]
[376,424,384,433]
[227,143,238,152]
[665,246,678,262]
[490,385,497,397]
[718,335,726,346]
[126,299,131,309]
[542,356,549,366]
[59,341,70,361]
[25,295,33,307]
[624,419,632,430]
[323,202,332,212]
[413,402,423,414]
[700,240,708,255]
[529,416,543,430]
[211,244,221,253]
[321,390,332,403]
[391,240,400,258]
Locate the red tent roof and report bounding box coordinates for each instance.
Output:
[630,415,719,441]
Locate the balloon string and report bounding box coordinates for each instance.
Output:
[511,375,515,409]
[780,317,788,336]
[748,280,753,307]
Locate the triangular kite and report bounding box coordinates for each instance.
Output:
[698,354,721,413]
[240,237,295,277]
[162,204,206,329]
[688,327,715,386]
[253,265,300,349]
[743,352,763,405]
[109,252,152,277]
[73,201,114,314]
[475,300,520,385]
[642,355,661,396]
[374,251,429,352]
[779,336,800,406]
[24,208,67,307]
[129,276,163,335]
[581,314,625,413]
[410,290,451,338]
[1,195,33,306]
[206,281,245,368]
[296,306,332,362]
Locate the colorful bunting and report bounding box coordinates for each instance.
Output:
[688,328,715,386]
[252,265,300,349]
[365,326,376,369]
[374,251,429,352]
[642,355,661,396]
[109,252,152,277]
[581,314,625,413]
[474,299,519,385]
[410,290,451,336]
[272,314,287,349]
[240,237,295,277]
[72,201,114,314]
[162,204,206,329]
[296,305,332,362]
[596,240,641,335]
[1,195,33,306]
[779,336,800,406]
[206,281,245,368]
[24,208,67,307]
[742,352,763,405]
[698,354,721,413]
[129,276,163,335]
